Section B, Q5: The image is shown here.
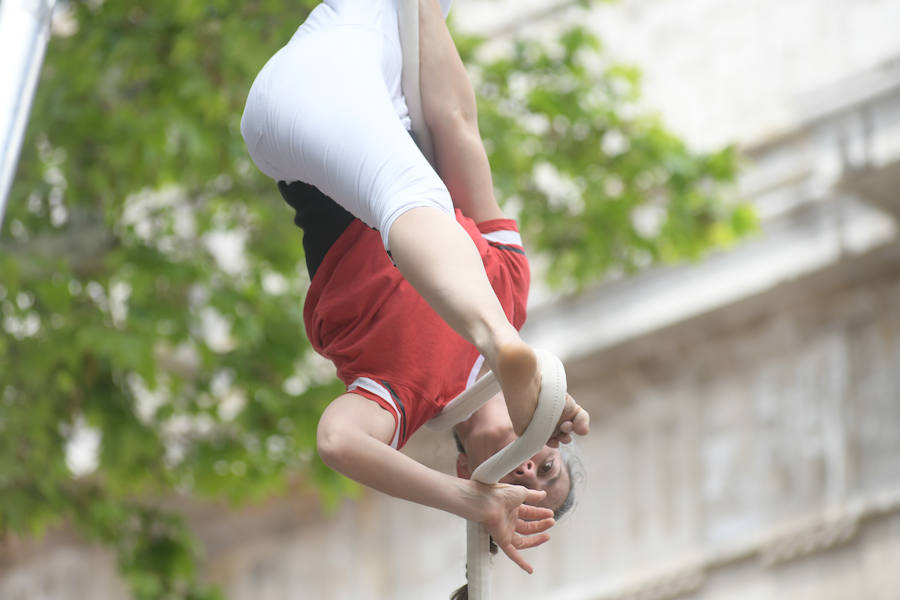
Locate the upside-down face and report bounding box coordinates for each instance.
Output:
[498,447,571,512]
[454,400,572,513]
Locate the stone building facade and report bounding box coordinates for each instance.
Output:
[2,0,900,598]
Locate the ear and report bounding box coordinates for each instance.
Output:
[456,452,471,479]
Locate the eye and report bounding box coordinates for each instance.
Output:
[540,459,554,474]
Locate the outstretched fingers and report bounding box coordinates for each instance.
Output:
[516,516,554,536]
[524,488,549,507]
[517,502,554,521]
[514,531,551,550]
[499,542,536,574]
[485,486,557,574]
[500,529,552,573]
[514,496,553,543]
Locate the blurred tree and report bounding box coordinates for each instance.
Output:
[0,1,753,598]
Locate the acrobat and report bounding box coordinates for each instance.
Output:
[240,0,590,581]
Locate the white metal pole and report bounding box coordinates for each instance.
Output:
[464,351,567,600]
[0,0,58,231]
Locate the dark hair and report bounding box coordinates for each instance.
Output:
[450,583,469,600]
[449,435,585,598]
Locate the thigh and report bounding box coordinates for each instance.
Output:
[251,27,451,239]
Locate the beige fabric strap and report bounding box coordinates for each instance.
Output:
[425,368,501,431]
[398,0,436,166]
[470,350,567,484]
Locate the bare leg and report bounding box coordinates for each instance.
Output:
[398,0,545,433]
[388,207,540,434]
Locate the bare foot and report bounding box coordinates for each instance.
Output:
[495,342,541,436]
[496,345,590,442]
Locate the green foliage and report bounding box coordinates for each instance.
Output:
[457,24,754,289]
[1,1,751,597]
[73,488,224,600]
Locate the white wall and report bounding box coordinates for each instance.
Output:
[454,0,900,150]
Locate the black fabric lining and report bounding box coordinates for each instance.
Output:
[380,381,408,443]
[487,241,526,255]
[277,180,356,279]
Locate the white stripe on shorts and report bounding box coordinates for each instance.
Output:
[481,230,523,247]
[348,377,402,449]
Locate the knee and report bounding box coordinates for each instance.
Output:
[381,194,454,252]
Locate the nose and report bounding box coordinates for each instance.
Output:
[515,460,535,475]
[512,460,537,485]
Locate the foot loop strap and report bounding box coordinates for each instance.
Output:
[472,349,567,484]
[425,366,501,432]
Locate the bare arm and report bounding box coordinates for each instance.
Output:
[317,392,554,572]
[418,0,505,224]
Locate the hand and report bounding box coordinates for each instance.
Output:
[478,484,555,573]
[547,394,590,448]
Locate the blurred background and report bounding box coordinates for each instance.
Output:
[1,0,899,598]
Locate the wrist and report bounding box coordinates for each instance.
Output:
[453,477,489,522]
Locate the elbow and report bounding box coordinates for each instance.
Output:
[424,102,479,139]
[316,416,352,471]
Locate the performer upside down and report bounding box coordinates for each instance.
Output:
[241,0,590,573]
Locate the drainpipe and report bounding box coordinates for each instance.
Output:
[0,0,58,231]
